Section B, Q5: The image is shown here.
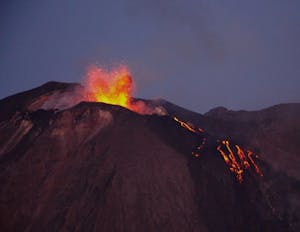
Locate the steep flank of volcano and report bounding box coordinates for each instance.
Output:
[0,82,299,231]
[203,104,300,180]
[156,99,300,180]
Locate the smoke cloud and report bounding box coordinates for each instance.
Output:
[41,86,86,111]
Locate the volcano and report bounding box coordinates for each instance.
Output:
[0,81,300,232]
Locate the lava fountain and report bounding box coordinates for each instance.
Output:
[84,65,134,109]
[83,65,164,115]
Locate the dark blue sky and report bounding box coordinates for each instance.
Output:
[1,0,299,113]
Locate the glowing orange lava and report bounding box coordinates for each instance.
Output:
[173,116,263,183]
[83,65,264,183]
[217,140,263,182]
[173,117,198,133]
[84,65,134,109]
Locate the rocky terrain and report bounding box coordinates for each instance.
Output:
[0,82,299,231]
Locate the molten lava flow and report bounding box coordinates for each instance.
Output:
[247,150,263,177]
[84,65,133,109]
[173,117,198,133]
[217,140,263,182]
[218,141,244,183]
[235,145,250,169]
[172,116,263,183]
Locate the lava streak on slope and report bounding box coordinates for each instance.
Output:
[217,140,263,183]
[173,117,263,183]
[173,117,203,133]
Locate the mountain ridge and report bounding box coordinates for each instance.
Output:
[0,82,299,231]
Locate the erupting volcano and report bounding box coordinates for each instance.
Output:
[82,66,264,184]
[0,71,299,231]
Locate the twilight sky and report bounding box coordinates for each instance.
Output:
[1,0,300,113]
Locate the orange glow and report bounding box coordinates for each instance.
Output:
[84,65,134,109]
[173,117,197,133]
[192,152,200,158]
[217,140,263,182]
[235,145,250,169]
[197,138,207,150]
[172,116,263,183]
[217,144,231,164]
[224,141,238,166]
[83,65,164,115]
[218,140,244,183]
[247,150,263,177]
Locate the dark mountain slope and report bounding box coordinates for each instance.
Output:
[0,102,204,231]
[157,100,300,180]
[0,81,79,122]
[203,104,300,178]
[0,82,299,231]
